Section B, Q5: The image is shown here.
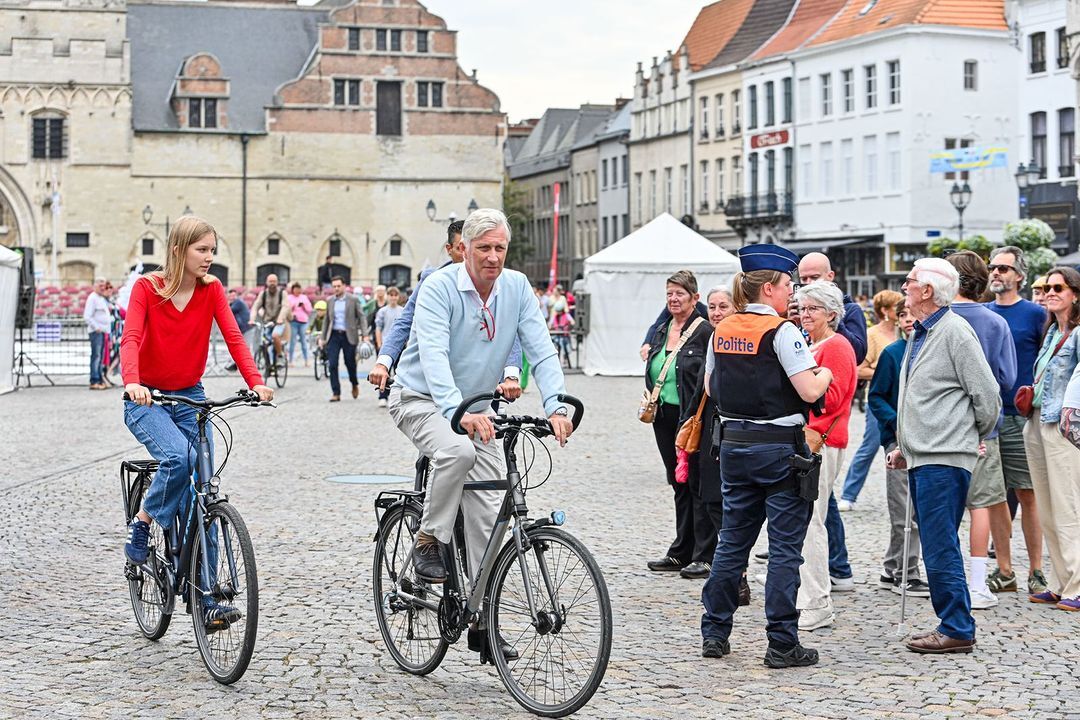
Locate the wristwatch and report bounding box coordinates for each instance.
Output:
[504,376,520,383]
[554,406,569,417]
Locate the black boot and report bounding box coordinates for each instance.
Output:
[468,627,519,665]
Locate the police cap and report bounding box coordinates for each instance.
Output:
[737,244,799,275]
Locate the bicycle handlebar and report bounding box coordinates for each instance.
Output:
[450,391,584,436]
[122,389,276,409]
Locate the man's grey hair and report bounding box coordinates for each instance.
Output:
[706,286,732,302]
[990,245,1029,286]
[94,277,107,285]
[462,208,512,246]
[796,280,845,331]
[912,258,959,307]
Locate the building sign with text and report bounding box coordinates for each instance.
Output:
[750,130,790,149]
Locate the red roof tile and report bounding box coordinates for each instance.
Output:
[807,0,1007,48]
[682,0,759,71]
[751,0,850,60]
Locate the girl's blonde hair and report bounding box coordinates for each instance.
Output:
[731,269,785,311]
[148,215,218,299]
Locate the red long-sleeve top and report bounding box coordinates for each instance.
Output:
[121,276,262,391]
[808,333,858,449]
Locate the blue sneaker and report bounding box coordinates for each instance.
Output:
[124,519,151,564]
[203,598,242,633]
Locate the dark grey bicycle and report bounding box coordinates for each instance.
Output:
[372,392,612,718]
[121,389,272,684]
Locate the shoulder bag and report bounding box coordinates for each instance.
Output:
[675,393,708,453]
[639,317,706,424]
[1015,329,1071,418]
[804,414,841,454]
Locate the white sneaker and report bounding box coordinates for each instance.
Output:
[830,575,856,593]
[753,573,767,587]
[798,607,835,631]
[378,398,388,408]
[970,585,999,610]
[837,499,856,512]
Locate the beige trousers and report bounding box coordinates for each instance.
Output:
[387,385,504,582]
[797,445,847,613]
[1024,420,1080,598]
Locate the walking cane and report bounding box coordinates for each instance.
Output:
[896,481,913,637]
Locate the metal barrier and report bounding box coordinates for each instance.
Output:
[12,318,235,388]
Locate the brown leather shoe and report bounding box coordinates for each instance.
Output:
[905,630,974,654]
[330,395,341,402]
[351,384,359,399]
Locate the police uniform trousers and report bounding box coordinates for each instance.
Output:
[701,421,813,650]
[652,402,718,565]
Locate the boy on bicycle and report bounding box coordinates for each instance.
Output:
[386,208,573,660]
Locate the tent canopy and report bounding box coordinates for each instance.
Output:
[0,245,22,395]
[582,214,739,376]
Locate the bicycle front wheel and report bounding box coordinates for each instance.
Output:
[256,348,270,384]
[373,502,448,675]
[488,527,612,717]
[274,355,288,388]
[313,351,323,380]
[189,501,259,685]
[127,521,172,640]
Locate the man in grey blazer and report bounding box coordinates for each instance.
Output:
[319,275,370,401]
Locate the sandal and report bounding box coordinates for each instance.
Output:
[987,568,1017,593]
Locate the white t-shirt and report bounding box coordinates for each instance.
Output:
[705,304,817,426]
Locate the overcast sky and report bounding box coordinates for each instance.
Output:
[415,1,704,121]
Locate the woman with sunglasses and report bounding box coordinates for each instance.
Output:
[1024,266,1080,612]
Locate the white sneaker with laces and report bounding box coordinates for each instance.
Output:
[378,398,388,408]
[798,607,835,631]
[837,499,856,512]
[970,585,999,609]
[830,575,856,592]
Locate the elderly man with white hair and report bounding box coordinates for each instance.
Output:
[887,257,1000,654]
[387,208,574,662]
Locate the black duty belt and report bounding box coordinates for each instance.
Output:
[722,426,804,446]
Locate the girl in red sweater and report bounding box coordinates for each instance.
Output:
[794,280,858,632]
[121,216,271,571]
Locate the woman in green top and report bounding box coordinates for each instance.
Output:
[644,270,715,577]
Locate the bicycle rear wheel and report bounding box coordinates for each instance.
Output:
[127,521,173,640]
[373,502,448,675]
[488,527,612,717]
[190,501,259,685]
[256,347,270,384]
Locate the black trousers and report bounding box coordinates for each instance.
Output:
[326,330,358,396]
[652,403,718,564]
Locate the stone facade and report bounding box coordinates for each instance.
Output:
[689,68,743,248]
[0,0,505,288]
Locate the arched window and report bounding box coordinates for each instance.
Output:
[208,265,229,285]
[257,263,290,285]
[379,264,411,290]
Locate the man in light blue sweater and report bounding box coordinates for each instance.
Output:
[388,209,572,600]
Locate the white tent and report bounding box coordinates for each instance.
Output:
[582,213,739,376]
[0,245,21,394]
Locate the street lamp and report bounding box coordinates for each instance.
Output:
[949,181,972,242]
[143,203,192,237]
[425,199,458,224]
[467,198,479,214]
[1014,161,1042,218]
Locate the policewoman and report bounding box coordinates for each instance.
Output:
[698,244,833,668]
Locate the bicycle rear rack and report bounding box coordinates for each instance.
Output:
[120,459,159,523]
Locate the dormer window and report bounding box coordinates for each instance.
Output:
[172,53,229,131]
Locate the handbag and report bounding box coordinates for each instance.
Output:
[1015,329,1071,418]
[639,317,706,424]
[804,414,841,454]
[675,394,708,453]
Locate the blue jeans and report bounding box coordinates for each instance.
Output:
[908,464,974,641]
[840,405,880,502]
[289,319,309,362]
[124,384,211,532]
[702,433,812,649]
[89,331,105,384]
[825,493,852,579]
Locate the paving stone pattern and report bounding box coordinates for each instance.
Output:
[2,374,1078,718]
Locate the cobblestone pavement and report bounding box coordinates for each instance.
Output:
[2,372,1078,719]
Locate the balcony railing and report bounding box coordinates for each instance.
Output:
[1030,59,1046,73]
[716,126,725,139]
[732,122,741,135]
[1060,164,1075,178]
[722,191,794,226]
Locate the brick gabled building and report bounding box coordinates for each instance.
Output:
[1,0,506,290]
